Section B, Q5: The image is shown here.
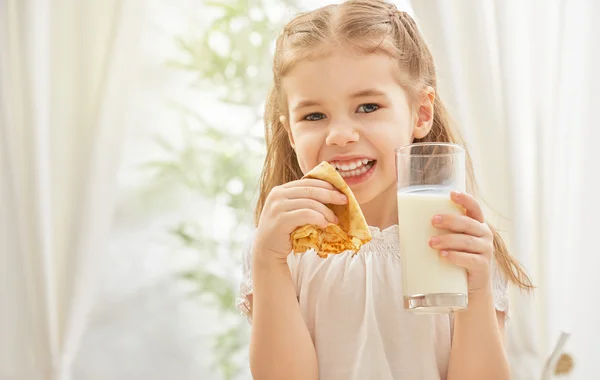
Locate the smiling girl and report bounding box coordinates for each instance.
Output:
[236,1,532,379]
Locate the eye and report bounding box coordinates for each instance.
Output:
[303,112,326,121]
[357,103,380,113]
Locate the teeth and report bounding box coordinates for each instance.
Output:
[339,162,373,178]
[331,158,369,171]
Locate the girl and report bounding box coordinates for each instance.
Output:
[236,1,533,379]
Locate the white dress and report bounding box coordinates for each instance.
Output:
[236,225,509,380]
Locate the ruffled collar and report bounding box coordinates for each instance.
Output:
[367,224,399,244]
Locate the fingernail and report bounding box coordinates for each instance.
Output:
[451,191,461,198]
[440,250,449,257]
[429,237,440,246]
[340,194,348,202]
[335,216,339,223]
[433,215,442,224]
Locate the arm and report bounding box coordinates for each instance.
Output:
[245,179,347,380]
[249,253,318,380]
[447,286,509,380]
[428,191,510,380]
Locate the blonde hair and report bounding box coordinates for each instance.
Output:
[255,0,533,290]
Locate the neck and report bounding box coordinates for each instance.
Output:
[360,183,398,230]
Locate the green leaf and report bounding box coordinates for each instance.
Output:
[145,0,300,376]
[203,1,238,13]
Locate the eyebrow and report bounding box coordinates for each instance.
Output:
[349,88,387,98]
[291,99,321,112]
[290,88,388,112]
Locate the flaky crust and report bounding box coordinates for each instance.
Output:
[290,161,372,258]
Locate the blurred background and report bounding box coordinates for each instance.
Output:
[1,0,599,379]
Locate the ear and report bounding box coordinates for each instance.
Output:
[280,115,295,149]
[413,86,435,139]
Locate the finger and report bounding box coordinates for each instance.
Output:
[284,186,348,205]
[439,250,489,273]
[429,233,488,254]
[283,199,338,224]
[286,209,329,229]
[432,214,487,237]
[450,191,485,223]
[282,178,336,190]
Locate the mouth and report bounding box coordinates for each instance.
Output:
[328,158,377,179]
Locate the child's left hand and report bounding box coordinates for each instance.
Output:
[428,191,493,294]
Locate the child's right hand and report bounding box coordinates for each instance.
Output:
[253,179,349,265]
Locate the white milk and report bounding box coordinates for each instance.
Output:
[397,190,468,297]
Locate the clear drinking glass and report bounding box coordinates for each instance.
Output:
[395,142,468,314]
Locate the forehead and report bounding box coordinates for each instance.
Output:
[282,48,404,104]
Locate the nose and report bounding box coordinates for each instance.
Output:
[325,120,360,147]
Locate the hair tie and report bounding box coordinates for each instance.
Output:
[385,3,398,17]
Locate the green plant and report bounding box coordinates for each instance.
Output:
[143,1,297,378]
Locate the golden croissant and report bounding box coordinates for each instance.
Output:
[291,161,372,258]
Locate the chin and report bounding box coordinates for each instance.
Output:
[355,181,396,204]
[351,187,381,205]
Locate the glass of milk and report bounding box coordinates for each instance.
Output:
[396,142,468,314]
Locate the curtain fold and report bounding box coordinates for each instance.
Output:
[411,0,598,378]
[0,1,144,379]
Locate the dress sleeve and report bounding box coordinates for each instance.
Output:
[235,231,255,323]
[235,230,305,324]
[491,255,510,321]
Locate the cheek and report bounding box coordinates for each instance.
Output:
[368,125,409,176]
[290,128,324,171]
[370,124,407,153]
[382,150,399,179]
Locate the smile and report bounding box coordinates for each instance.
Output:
[328,158,377,184]
[336,161,375,178]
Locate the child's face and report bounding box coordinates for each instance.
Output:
[282,48,433,205]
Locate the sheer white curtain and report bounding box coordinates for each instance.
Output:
[410,0,600,379]
[0,1,144,379]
